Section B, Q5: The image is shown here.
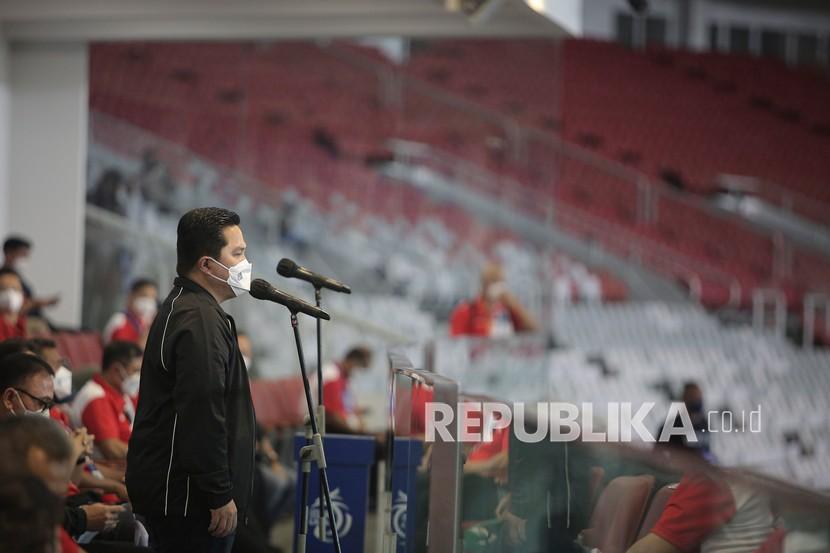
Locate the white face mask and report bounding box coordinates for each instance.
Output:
[132,296,158,321]
[208,258,252,297]
[0,289,24,314]
[14,258,30,273]
[53,366,73,400]
[13,390,51,418]
[119,368,141,397]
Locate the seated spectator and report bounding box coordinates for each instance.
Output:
[103,278,159,347]
[0,267,28,340]
[30,337,74,403]
[322,346,373,434]
[626,470,775,553]
[0,416,82,553]
[450,263,538,337]
[1,350,148,552]
[657,382,713,460]
[71,341,143,460]
[1,235,60,317]
[0,475,65,553]
[0,351,55,417]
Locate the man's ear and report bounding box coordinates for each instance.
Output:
[198,256,212,274]
[1,388,17,412]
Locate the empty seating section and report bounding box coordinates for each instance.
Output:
[552,303,830,488]
[89,40,830,307]
[89,43,625,306]
[396,39,830,305]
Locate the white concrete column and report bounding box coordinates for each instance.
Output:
[0,33,10,237]
[8,42,88,326]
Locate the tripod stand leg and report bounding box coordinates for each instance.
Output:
[291,313,343,553]
[297,459,311,553]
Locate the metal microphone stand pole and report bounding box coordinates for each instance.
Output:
[291,311,342,553]
[314,285,325,543]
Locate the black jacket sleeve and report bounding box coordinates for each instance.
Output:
[172,306,234,509]
[64,505,87,537]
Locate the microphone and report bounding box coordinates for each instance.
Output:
[250,279,331,320]
[277,258,351,294]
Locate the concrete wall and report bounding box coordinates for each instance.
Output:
[7,42,88,326]
[0,33,9,237]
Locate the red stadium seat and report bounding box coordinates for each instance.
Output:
[636,483,678,540]
[581,475,655,553]
[54,331,103,373]
[249,376,307,429]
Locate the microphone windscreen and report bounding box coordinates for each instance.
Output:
[249,278,273,300]
[277,258,297,278]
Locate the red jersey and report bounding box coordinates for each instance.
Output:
[103,311,145,344]
[0,315,26,340]
[70,374,134,444]
[322,363,358,427]
[652,472,774,553]
[449,298,521,337]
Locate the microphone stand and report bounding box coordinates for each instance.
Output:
[315,286,324,427]
[291,311,342,553]
[314,285,325,545]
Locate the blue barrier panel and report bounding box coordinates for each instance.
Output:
[293,433,375,553]
[390,438,423,553]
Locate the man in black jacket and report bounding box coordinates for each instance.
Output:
[127,207,256,553]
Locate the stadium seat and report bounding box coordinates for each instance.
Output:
[636,483,678,540]
[580,475,655,553]
[249,376,307,429]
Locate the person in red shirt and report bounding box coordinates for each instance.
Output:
[0,267,27,340]
[627,470,776,553]
[322,346,372,434]
[70,340,143,460]
[449,263,538,338]
[103,278,159,348]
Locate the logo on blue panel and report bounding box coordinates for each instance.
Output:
[391,490,407,540]
[309,488,353,542]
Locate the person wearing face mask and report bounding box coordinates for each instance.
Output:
[70,341,143,461]
[0,351,56,418]
[657,381,713,460]
[126,207,256,553]
[1,235,60,318]
[449,262,538,338]
[103,278,159,348]
[0,267,28,340]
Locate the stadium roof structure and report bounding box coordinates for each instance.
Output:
[0,0,570,42]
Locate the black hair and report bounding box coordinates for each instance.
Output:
[0,338,32,360]
[0,475,64,553]
[130,277,158,294]
[0,267,22,281]
[2,236,31,255]
[102,340,143,372]
[344,346,372,366]
[0,353,54,394]
[27,338,57,357]
[0,415,74,470]
[176,207,241,276]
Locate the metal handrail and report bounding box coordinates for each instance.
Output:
[389,139,742,306]
[327,42,830,295]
